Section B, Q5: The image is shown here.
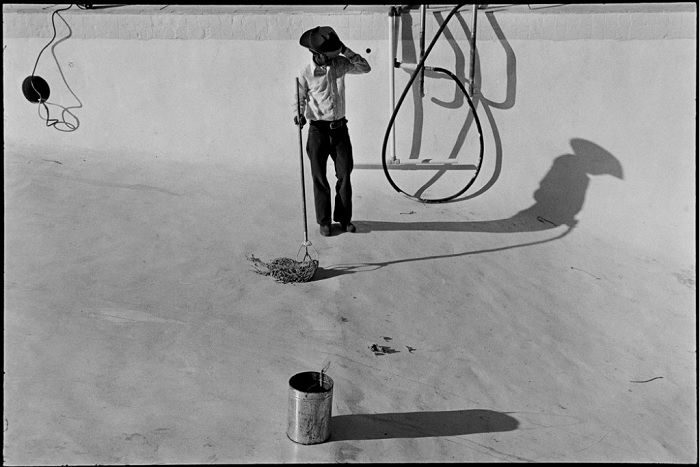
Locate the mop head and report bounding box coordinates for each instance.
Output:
[248,254,318,283]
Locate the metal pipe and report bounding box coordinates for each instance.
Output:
[388,6,398,163]
[469,4,478,95]
[419,4,426,97]
[381,3,485,203]
[295,78,310,245]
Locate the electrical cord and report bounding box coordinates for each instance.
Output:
[23,4,80,131]
[30,5,74,77]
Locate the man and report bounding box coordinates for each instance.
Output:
[294,26,371,236]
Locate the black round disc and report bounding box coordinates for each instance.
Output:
[22,75,50,103]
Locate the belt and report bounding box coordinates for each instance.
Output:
[311,117,347,130]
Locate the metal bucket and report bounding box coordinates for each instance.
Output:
[287,371,334,444]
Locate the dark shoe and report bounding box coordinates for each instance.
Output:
[341,222,356,233]
[320,224,332,236]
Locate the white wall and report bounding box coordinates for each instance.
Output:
[3,4,696,261]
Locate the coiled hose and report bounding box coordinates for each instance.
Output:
[382,3,484,203]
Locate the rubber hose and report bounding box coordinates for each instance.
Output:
[382,3,485,203]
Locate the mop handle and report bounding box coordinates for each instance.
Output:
[295,78,310,245]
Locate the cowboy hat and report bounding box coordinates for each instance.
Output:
[299,26,342,53]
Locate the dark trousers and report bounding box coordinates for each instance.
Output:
[306,120,354,226]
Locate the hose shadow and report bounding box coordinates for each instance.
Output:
[363,139,623,233]
[315,139,621,279]
[454,10,516,201]
[395,8,515,201]
[329,409,519,441]
[419,9,515,201]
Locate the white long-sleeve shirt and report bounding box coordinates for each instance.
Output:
[294,48,371,122]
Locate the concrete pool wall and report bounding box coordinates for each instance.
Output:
[3,2,696,259]
[3,5,695,160]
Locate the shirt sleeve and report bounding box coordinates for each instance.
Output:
[337,47,371,75]
[293,73,308,119]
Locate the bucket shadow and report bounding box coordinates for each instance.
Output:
[329,409,519,441]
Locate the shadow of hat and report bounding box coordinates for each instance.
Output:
[570,138,624,179]
[299,26,342,53]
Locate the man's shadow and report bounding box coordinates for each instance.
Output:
[359,138,622,234]
[329,409,519,441]
[313,138,622,280]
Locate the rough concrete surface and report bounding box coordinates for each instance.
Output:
[3,136,696,463]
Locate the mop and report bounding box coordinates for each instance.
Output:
[248,78,319,283]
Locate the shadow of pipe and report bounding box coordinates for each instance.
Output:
[311,139,621,279]
[431,11,514,201]
[429,10,468,110]
[313,225,575,281]
[475,11,518,111]
[394,9,515,201]
[447,98,501,202]
[399,12,424,160]
[421,138,621,220]
[309,140,621,280]
[447,11,516,202]
[329,409,519,442]
[379,138,621,228]
[356,213,571,234]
